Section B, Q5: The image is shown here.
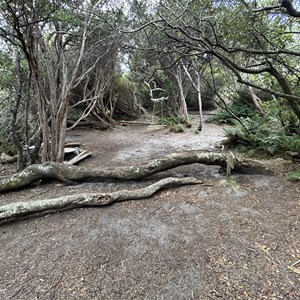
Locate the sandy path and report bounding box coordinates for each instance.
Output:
[0,114,299,299]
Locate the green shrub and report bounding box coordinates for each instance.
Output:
[159,115,188,132]
[212,103,257,125]
[170,123,185,133]
[160,115,185,126]
[225,115,300,156]
[213,99,299,157]
[287,169,300,181]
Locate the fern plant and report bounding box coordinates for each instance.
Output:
[290,138,300,152]
[224,116,300,156]
[212,103,257,125]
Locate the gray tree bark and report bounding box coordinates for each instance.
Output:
[0,177,201,222]
[0,150,276,193]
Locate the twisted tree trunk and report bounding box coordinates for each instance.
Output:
[0,177,201,222]
[0,150,276,193]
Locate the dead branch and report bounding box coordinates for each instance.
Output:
[251,5,280,13]
[0,177,201,221]
[119,121,159,126]
[0,150,277,193]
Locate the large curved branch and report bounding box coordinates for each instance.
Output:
[0,150,277,193]
[252,5,280,13]
[251,0,300,17]
[212,50,300,101]
[279,0,300,17]
[0,177,202,222]
[213,50,300,120]
[212,50,272,76]
[216,43,300,57]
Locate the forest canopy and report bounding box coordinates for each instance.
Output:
[0,0,299,169]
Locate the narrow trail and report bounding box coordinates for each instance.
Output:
[66,112,226,168]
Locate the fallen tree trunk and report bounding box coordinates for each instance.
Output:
[0,177,201,221]
[0,150,276,193]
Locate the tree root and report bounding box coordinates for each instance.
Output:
[0,177,202,221]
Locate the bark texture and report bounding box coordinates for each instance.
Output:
[0,151,276,193]
[0,177,201,221]
[0,153,18,164]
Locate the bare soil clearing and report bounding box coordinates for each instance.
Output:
[0,114,299,299]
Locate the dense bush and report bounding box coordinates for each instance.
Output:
[169,123,185,133]
[211,103,257,125]
[0,96,16,155]
[215,100,300,157]
[225,117,300,156]
[112,74,142,120]
[159,115,188,133]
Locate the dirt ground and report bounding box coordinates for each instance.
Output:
[0,113,299,299]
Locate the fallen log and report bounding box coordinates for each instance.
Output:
[0,177,201,221]
[0,150,277,193]
[119,120,157,126]
[64,142,81,148]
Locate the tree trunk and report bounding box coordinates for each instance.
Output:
[248,86,266,116]
[182,64,203,131]
[174,68,189,123]
[197,74,203,131]
[269,66,300,122]
[0,150,277,193]
[10,46,25,170]
[0,177,201,222]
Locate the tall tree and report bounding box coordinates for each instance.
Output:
[153,0,300,121]
[128,0,300,124]
[0,0,122,164]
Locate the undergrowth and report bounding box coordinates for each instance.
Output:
[214,101,300,157]
[0,97,16,155]
[287,169,300,181]
[211,103,257,125]
[160,116,190,133]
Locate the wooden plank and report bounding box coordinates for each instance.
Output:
[65,150,92,165]
[65,142,81,147]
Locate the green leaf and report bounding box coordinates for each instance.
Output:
[287,170,300,181]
